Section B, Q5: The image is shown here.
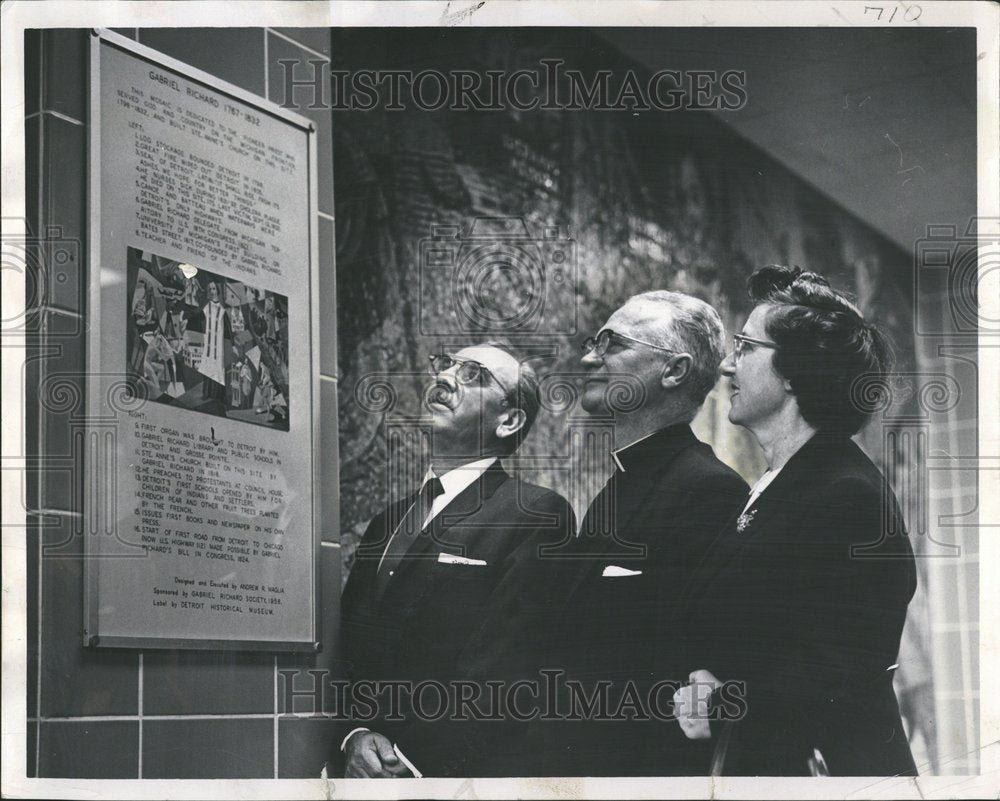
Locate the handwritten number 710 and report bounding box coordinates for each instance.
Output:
[864,5,922,22]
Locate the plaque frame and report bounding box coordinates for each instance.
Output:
[83,28,322,652]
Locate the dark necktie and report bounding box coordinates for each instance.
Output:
[375,475,445,597]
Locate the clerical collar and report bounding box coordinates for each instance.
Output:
[611,424,692,473]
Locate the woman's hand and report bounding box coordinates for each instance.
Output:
[674,669,723,740]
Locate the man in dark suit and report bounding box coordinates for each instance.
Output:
[527,291,749,776]
[340,342,575,778]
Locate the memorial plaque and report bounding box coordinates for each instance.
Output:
[84,30,319,651]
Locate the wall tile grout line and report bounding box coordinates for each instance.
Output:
[265,29,331,64]
[39,305,85,322]
[137,653,144,778]
[273,654,279,778]
[32,39,48,776]
[33,90,44,243]
[29,40,42,775]
[266,28,275,780]
[931,622,980,633]
[263,29,269,101]
[38,109,85,127]
[35,510,43,778]
[30,508,84,520]
[34,713,283,722]
[35,118,49,492]
[936,690,982,700]
[27,713,338,722]
[35,32,44,121]
[33,78,46,773]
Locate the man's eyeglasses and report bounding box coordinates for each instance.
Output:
[732,334,780,361]
[429,354,512,399]
[580,328,678,359]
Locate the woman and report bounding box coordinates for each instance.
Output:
[674,265,918,776]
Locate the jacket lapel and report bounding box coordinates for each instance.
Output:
[566,428,700,600]
[386,462,510,585]
[735,432,853,540]
[574,426,699,561]
[678,432,853,607]
[351,492,418,565]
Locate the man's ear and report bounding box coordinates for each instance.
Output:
[495,407,527,444]
[660,354,693,390]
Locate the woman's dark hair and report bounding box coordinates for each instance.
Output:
[747,265,895,435]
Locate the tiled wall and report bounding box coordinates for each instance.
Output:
[24,28,342,779]
[914,279,981,774]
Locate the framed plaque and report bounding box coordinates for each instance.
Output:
[84,29,320,651]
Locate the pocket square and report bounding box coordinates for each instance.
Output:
[601,565,643,577]
[437,552,487,566]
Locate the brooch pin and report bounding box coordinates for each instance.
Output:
[736,509,757,534]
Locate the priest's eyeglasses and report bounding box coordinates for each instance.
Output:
[581,328,678,359]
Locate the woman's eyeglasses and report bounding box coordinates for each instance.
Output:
[580,329,678,358]
[732,334,780,361]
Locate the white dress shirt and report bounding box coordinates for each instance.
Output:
[375,456,497,573]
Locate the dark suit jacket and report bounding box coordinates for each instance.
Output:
[340,461,575,777]
[676,431,918,776]
[525,424,749,776]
